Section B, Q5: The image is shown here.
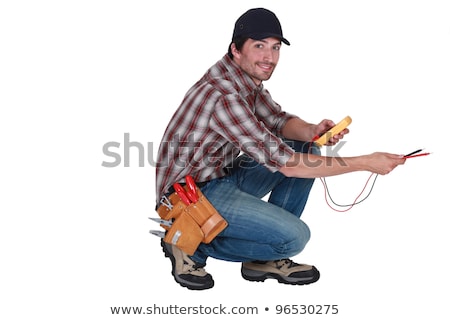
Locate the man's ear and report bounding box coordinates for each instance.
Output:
[230,43,240,60]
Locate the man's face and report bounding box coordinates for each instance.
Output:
[232,37,281,85]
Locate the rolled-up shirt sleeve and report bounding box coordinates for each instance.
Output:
[255,88,298,137]
[210,92,295,172]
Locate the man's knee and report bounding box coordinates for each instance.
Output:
[276,220,311,257]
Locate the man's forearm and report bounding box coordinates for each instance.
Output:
[279,153,365,178]
[281,117,315,142]
[280,152,405,178]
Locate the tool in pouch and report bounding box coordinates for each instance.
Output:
[150,175,228,255]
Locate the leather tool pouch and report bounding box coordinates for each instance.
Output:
[157,186,228,255]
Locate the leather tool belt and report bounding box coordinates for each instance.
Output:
[156,182,228,255]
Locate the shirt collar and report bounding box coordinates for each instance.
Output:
[222,54,263,97]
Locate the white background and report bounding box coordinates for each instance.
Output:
[1,1,449,319]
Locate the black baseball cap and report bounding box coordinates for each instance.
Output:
[232,8,290,45]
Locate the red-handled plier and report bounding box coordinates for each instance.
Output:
[173,175,199,205]
[185,175,199,203]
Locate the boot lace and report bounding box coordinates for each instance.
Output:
[275,258,300,269]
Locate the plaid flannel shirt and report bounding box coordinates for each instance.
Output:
[155,54,297,201]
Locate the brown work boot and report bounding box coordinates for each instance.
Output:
[161,239,214,290]
[241,259,320,285]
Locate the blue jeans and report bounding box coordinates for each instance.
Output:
[191,140,320,264]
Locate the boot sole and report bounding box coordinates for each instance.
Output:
[241,266,320,285]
